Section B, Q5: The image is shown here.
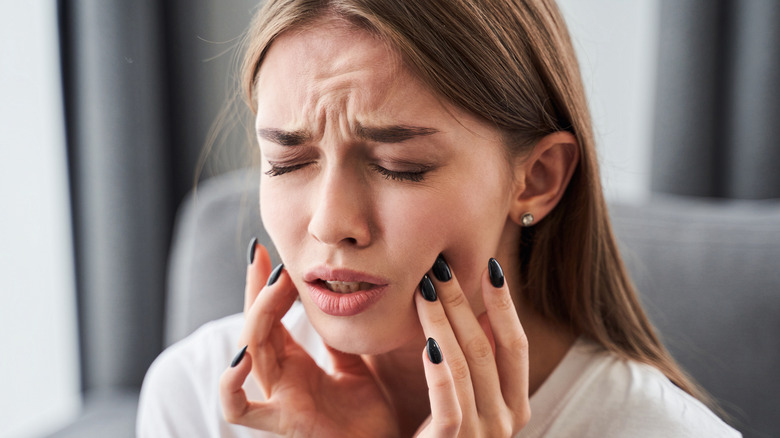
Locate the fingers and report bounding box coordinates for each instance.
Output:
[240,268,300,395]
[240,267,297,347]
[420,340,461,436]
[219,346,281,432]
[415,275,478,421]
[481,258,530,414]
[418,259,504,417]
[245,238,273,314]
[416,255,531,433]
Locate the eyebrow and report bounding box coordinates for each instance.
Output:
[256,124,439,146]
[256,128,311,146]
[356,123,439,143]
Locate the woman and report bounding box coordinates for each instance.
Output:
[138,0,740,436]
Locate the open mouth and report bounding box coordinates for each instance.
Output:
[304,268,389,316]
[320,280,376,294]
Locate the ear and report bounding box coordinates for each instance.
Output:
[510,131,579,226]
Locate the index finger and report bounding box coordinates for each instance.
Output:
[245,238,273,314]
[429,262,503,417]
[219,348,282,432]
[481,258,530,414]
[239,268,299,395]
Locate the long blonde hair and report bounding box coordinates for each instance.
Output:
[239,0,714,409]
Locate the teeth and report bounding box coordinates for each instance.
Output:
[324,281,372,294]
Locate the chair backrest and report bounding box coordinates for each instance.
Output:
[165,169,272,346]
[611,197,780,438]
[167,170,780,438]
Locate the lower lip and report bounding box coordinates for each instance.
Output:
[306,281,388,316]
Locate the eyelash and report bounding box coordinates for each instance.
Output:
[264,162,310,177]
[370,164,427,182]
[264,162,429,182]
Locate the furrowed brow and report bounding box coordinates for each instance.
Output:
[356,123,439,143]
[256,128,311,146]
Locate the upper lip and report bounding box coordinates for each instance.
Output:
[303,265,389,285]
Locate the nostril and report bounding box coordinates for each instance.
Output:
[343,237,358,245]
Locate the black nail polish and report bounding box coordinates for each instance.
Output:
[267,263,284,286]
[231,345,248,367]
[488,258,504,288]
[432,254,452,282]
[247,237,258,265]
[420,274,437,302]
[426,338,443,364]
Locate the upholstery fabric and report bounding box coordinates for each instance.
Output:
[165,169,273,347]
[612,197,780,437]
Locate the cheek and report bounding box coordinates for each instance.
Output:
[260,182,306,263]
[379,182,510,296]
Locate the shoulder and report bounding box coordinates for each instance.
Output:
[586,351,739,437]
[521,339,741,438]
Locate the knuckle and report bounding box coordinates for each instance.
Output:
[488,417,513,437]
[429,373,452,391]
[441,289,468,308]
[448,356,471,382]
[491,290,516,312]
[222,403,246,424]
[223,410,240,424]
[436,411,462,434]
[514,405,532,429]
[466,337,494,366]
[427,308,450,328]
[507,333,529,359]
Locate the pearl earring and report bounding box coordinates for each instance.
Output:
[520,212,534,227]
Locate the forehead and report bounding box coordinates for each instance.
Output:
[253,19,438,124]
[264,20,400,81]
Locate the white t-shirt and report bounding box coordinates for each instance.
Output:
[137,302,741,437]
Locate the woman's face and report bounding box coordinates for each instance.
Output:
[255,20,522,355]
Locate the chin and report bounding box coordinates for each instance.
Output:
[304,304,424,356]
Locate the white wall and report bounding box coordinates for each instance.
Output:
[0,1,81,437]
[557,0,659,202]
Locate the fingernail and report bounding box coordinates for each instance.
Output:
[432,254,452,282]
[420,274,437,302]
[488,258,504,288]
[426,337,443,364]
[231,345,248,367]
[267,263,284,286]
[247,237,258,265]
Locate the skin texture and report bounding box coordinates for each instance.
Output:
[255,22,517,356]
[220,18,580,437]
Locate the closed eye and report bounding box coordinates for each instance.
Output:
[264,162,312,177]
[370,164,429,182]
[265,161,431,182]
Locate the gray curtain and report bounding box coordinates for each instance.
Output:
[60,0,258,400]
[63,0,171,393]
[652,0,780,199]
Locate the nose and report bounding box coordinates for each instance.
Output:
[307,166,372,248]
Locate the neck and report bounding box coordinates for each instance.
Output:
[363,342,430,436]
[514,299,577,395]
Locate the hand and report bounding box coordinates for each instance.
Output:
[219,243,400,438]
[414,257,531,436]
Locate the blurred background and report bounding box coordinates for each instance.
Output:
[1,0,778,437]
